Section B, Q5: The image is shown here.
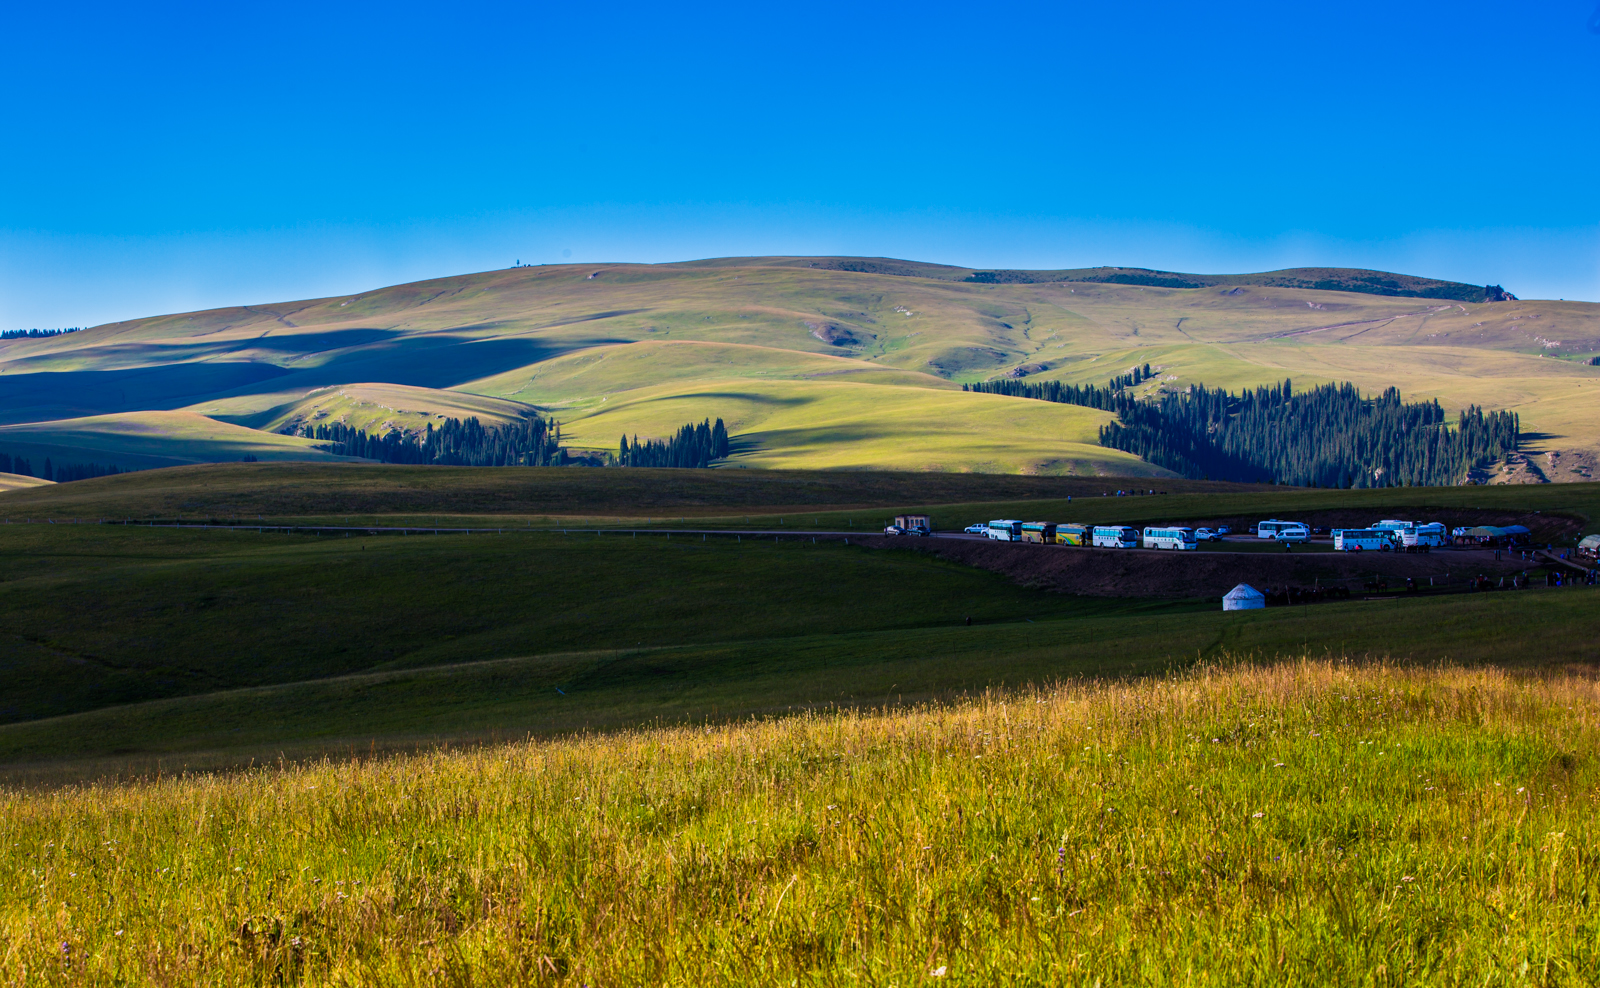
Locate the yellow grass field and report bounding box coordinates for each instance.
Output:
[4,659,1597,985]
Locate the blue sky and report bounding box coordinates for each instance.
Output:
[3,1,1599,328]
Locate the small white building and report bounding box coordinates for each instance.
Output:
[1223,584,1266,611]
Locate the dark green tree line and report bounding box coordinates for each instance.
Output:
[967,375,1518,486]
[617,418,729,468]
[1,327,81,340]
[295,412,563,466]
[0,452,132,482]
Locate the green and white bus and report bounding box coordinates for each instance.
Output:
[987,519,1023,542]
[1092,525,1141,549]
[1142,526,1198,550]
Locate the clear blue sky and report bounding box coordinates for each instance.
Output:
[3,1,1599,328]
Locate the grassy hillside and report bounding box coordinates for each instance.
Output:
[0,462,1254,521]
[2,258,1596,477]
[0,471,50,492]
[0,410,349,471]
[5,660,1599,985]
[3,587,1594,769]
[0,524,1178,726]
[2,463,1596,533]
[0,489,1594,767]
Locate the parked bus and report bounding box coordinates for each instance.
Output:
[987,519,1023,542]
[1398,523,1446,550]
[1054,523,1091,546]
[1020,521,1057,544]
[1256,519,1310,542]
[1142,526,1198,550]
[1334,529,1391,552]
[1092,525,1141,549]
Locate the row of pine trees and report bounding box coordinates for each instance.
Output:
[295,412,563,466]
[617,418,729,468]
[0,452,131,482]
[966,375,1518,486]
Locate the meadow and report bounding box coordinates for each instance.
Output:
[1,496,1595,775]
[2,464,1597,983]
[4,659,1598,985]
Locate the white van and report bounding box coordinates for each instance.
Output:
[1092,525,1141,548]
[987,520,1023,541]
[1142,526,1198,550]
[1257,519,1310,542]
[1334,529,1391,552]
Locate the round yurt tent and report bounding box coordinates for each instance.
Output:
[1223,584,1266,611]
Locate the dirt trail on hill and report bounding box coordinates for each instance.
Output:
[854,538,1535,598]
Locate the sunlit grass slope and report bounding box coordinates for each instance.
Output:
[461,340,956,408]
[5,660,1598,985]
[0,411,348,470]
[549,378,1161,475]
[232,382,540,434]
[0,471,51,492]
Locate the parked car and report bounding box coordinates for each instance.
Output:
[964,523,988,535]
[1216,526,1232,535]
[1194,527,1222,542]
[1312,527,1330,537]
[884,525,904,535]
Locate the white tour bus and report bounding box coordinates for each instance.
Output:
[1142,526,1198,550]
[1399,522,1446,548]
[987,519,1024,542]
[1092,525,1141,549]
[1256,519,1311,542]
[1334,529,1391,552]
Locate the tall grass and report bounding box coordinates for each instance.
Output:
[4,657,1598,985]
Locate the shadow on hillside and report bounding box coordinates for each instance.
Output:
[0,333,626,425]
[648,390,818,407]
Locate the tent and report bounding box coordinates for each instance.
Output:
[1223,584,1266,611]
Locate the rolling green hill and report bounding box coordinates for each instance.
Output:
[2,257,1596,478]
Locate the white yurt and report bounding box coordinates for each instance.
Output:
[1222,583,1266,611]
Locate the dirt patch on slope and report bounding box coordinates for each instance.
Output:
[854,537,1535,599]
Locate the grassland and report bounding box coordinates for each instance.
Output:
[3,464,1597,534]
[0,472,49,493]
[2,258,1596,476]
[0,524,1176,726]
[5,660,1600,985]
[0,411,348,470]
[3,587,1595,773]
[0,484,1594,771]
[0,463,1263,522]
